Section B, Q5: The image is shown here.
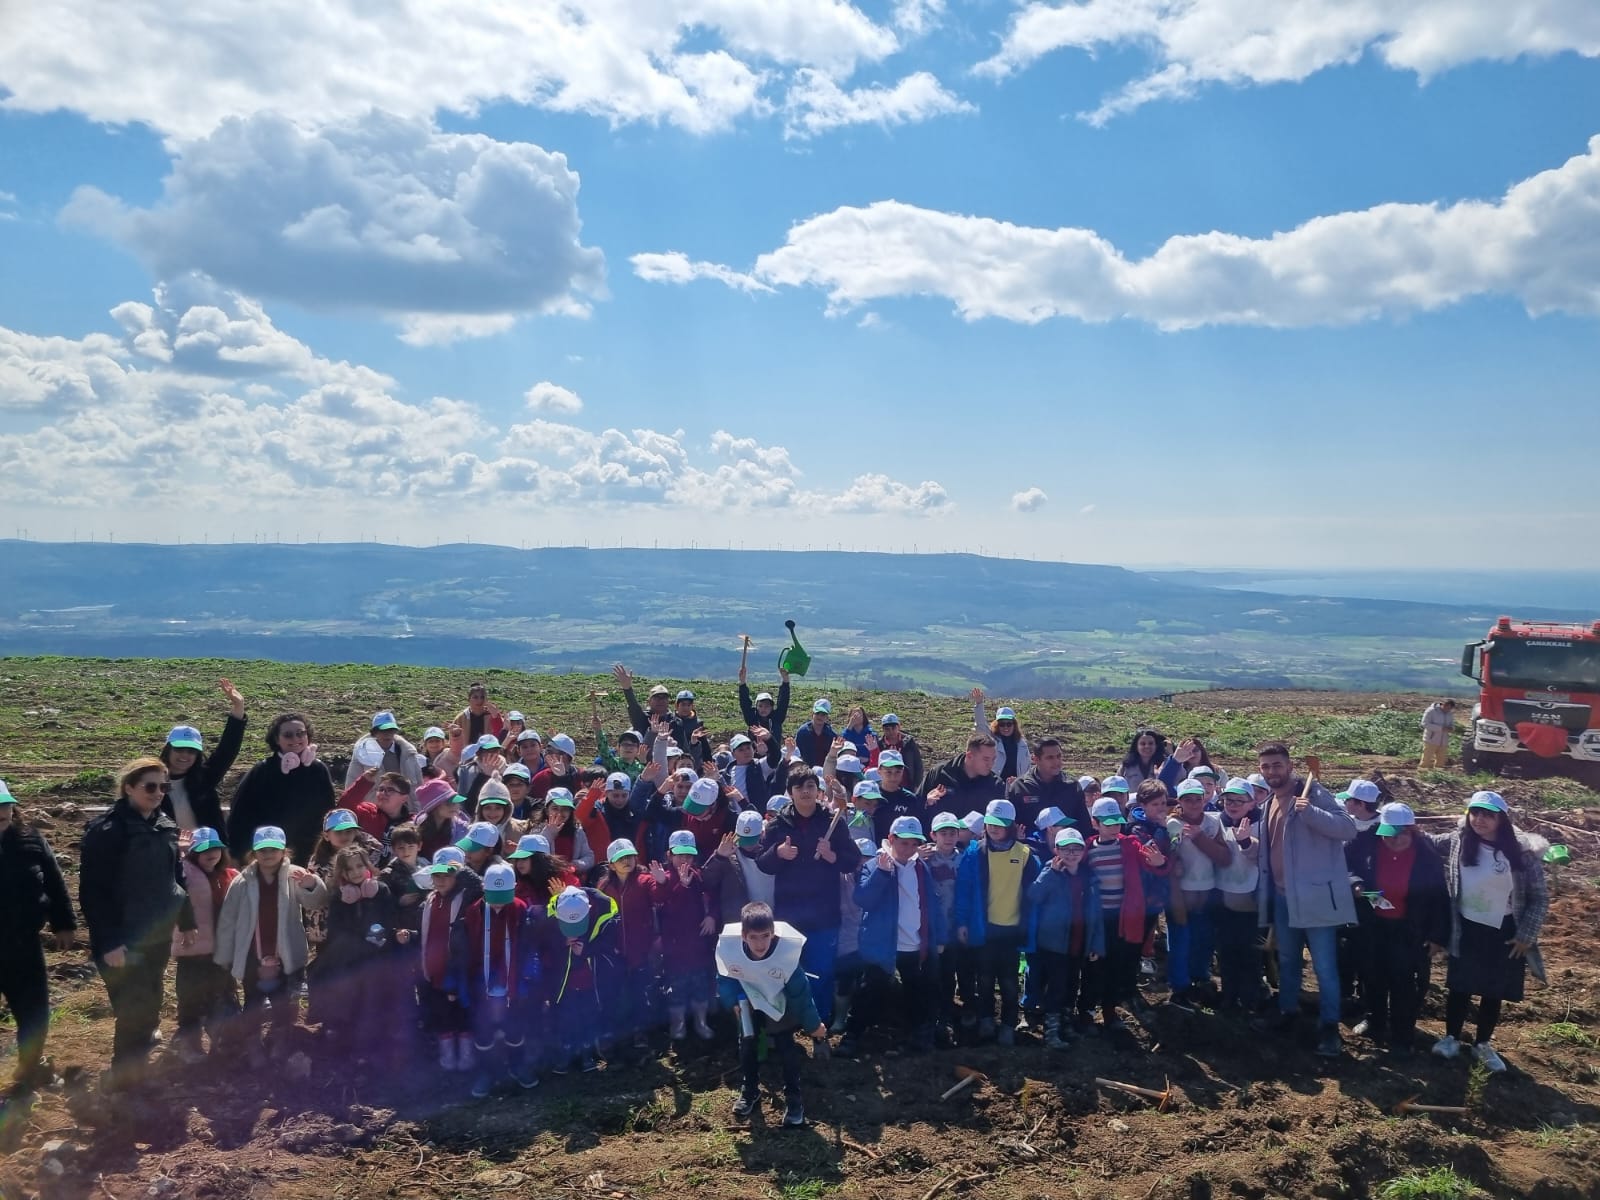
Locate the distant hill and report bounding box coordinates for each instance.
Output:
[0,541,1582,696]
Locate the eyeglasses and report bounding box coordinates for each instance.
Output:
[374,785,404,795]
[135,781,170,793]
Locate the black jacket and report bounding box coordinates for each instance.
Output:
[721,737,786,811]
[1007,769,1089,836]
[877,735,926,793]
[872,786,927,844]
[227,755,336,863]
[738,680,792,745]
[1348,830,1451,947]
[921,752,1006,813]
[756,801,864,934]
[315,881,397,976]
[0,823,76,943]
[162,711,247,831]
[79,798,185,957]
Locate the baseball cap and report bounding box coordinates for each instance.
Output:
[456,821,501,852]
[1091,797,1127,825]
[1247,773,1270,791]
[475,734,502,752]
[983,798,1016,827]
[878,750,905,769]
[549,734,576,757]
[852,780,883,801]
[1175,780,1207,799]
[665,745,686,759]
[507,833,552,859]
[1055,828,1087,848]
[426,847,467,874]
[252,825,288,851]
[1222,778,1255,800]
[1346,779,1381,805]
[1034,806,1067,830]
[729,734,752,750]
[477,779,512,807]
[649,684,671,697]
[501,764,531,783]
[961,811,985,834]
[766,796,787,814]
[1077,775,1100,792]
[889,815,925,841]
[617,729,642,744]
[735,810,764,843]
[501,710,523,724]
[423,726,446,742]
[676,690,696,702]
[668,829,700,856]
[881,713,900,726]
[755,691,774,704]
[931,812,963,833]
[995,706,1016,721]
[554,886,591,935]
[1187,764,1216,780]
[607,838,639,863]
[0,780,14,806]
[166,725,204,751]
[672,766,697,782]
[483,862,516,905]
[517,729,543,744]
[1467,790,1508,814]
[1102,775,1130,795]
[1376,803,1416,837]
[606,772,631,791]
[547,788,577,809]
[813,699,832,715]
[323,808,360,832]
[684,777,721,815]
[371,711,400,732]
[836,754,864,774]
[189,826,224,852]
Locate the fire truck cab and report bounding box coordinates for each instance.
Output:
[1460,616,1600,783]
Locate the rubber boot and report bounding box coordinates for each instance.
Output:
[455,1035,476,1073]
[1043,1015,1067,1050]
[691,1002,714,1040]
[669,1007,687,1041]
[828,989,853,1035]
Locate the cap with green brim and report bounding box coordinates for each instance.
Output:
[607,838,639,864]
[188,826,225,853]
[1467,790,1509,814]
[546,788,577,809]
[427,847,467,874]
[483,863,516,905]
[667,830,699,856]
[252,825,288,851]
[0,780,15,805]
[930,812,962,833]
[166,725,205,751]
[683,778,720,816]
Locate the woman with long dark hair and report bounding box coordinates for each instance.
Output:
[1429,791,1549,1072]
[226,713,336,864]
[158,678,247,832]
[1119,728,1168,792]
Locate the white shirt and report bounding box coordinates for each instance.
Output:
[894,858,922,952]
[1459,848,1515,929]
[738,851,775,907]
[167,777,198,831]
[1173,812,1224,891]
[731,763,751,800]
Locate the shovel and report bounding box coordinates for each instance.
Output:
[941,1066,987,1101]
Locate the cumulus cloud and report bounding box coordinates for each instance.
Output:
[63,113,605,338]
[0,0,902,140]
[782,69,973,138]
[0,291,951,519]
[635,135,1600,328]
[629,251,772,294]
[893,0,947,37]
[1012,486,1047,512]
[525,382,584,414]
[975,0,1600,123]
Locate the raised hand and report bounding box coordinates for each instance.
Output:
[777,837,799,861]
[220,677,245,716]
[875,846,894,871]
[649,860,670,885]
[717,832,737,859]
[640,760,665,784]
[612,663,634,690]
[739,663,748,685]
[1236,816,1253,842]
[865,733,878,752]
[970,686,984,703]
[1177,737,1199,764]
[779,667,790,683]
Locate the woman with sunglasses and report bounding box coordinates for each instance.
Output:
[79,757,187,1088]
[972,688,1032,783]
[226,713,336,864]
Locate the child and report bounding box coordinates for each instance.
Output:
[475,779,529,852]
[171,826,239,1063]
[314,845,394,1063]
[1167,779,1231,1009]
[213,826,328,1068]
[465,863,535,1096]
[597,838,660,1059]
[509,834,577,903]
[377,823,428,1042]
[716,902,829,1127]
[1026,828,1104,1046]
[651,829,717,1042]
[415,778,470,859]
[1214,779,1265,1015]
[1339,778,1383,1026]
[547,885,624,1073]
[952,799,1042,1046]
[925,812,966,1047]
[398,847,475,1071]
[703,810,776,927]
[305,808,386,955]
[1127,780,1176,982]
[1084,798,1169,1032]
[829,837,877,1034]
[541,790,595,877]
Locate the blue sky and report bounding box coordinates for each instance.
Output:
[2,1,1597,568]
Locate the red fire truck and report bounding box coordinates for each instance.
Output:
[1460,616,1600,783]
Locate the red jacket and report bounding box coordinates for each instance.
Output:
[685,799,737,861]
[653,865,714,970]
[464,897,528,997]
[598,870,659,969]
[1103,834,1170,945]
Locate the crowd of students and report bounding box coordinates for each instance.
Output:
[0,673,1553,1128]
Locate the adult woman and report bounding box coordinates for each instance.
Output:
[1430,791,1548,1072]
[159,677,248,832]
[973,689,1031,782]
[79,758,186,1084]
[1119,728,1169,792]
[840,706,874,759]
[226,713,336,864]
[0,780,76,1095]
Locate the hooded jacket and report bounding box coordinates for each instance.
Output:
[1255,780,1360,930]
[80,797,186,957]
[853,855,947,971]
[0,822,75,943]
[952,835,1042,949]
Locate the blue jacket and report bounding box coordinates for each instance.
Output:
[1027,864,1107,957]
[952,836,1041,950]
[853,856,948,971]
[794,721,838,768]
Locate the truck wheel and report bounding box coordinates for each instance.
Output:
[1458,737,1478,777]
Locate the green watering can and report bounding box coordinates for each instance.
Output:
[778,619,811,676]
[1543,844,1571,866]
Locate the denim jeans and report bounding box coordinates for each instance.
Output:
[1272,898,1342,1025]
[1167,900,1216,991]
[798,927,839,1025]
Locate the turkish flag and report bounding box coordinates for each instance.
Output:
[1516,723,1569,758]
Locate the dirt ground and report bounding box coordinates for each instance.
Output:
[4,720,1600,1199]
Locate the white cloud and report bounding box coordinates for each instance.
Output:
[0,0,901,140]
[397,315,520,347]
[1012,486,1047,512]
[0,291,951,519]
[630,251,772,294]
[63,113,605,337]
[525,382,584,414]
[976,0,1600,123]
[783,69,973,137]
[1080,503,1098,515]
[637,135,1600,328]
[893,0,947,37]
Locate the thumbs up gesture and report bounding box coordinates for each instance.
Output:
[777,837,799,861]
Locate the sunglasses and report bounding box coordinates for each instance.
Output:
[135,780,170,793]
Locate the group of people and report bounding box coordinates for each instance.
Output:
[0,672,1552,1128]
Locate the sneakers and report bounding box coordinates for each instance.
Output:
[1315,1024,1342,1059]
[1431,1034,1463,1060]
[783,1098,806,1127]
[1474,1042,1506,1073]
[732,1091,758,1119]
[996,1026,1015,1048]
[509,1061,539,1089]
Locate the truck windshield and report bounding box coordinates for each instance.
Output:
[1486,638,1600,691]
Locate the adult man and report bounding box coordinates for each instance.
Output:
[923,733,1006,819]
[873,750,924,843]
[345,711,423,789]
[872,714,925,793]
[757,771,864,1024]
[1254,742,1358,1057]
[612,663,672,737]
[1420,699,1456,770]
[739,664,792,745]
[722,730,785,810]
[1007,737,1088,836]
[794,700,838,769]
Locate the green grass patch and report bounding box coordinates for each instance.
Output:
[1378,1166,1478,1200]
[774,1177,835,1200]
[1529,1022,1597,1049]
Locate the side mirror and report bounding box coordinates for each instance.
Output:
[1460,642,1482,681]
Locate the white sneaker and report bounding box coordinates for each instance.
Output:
[1474,1042,1506,1073]
[1431,1035,1462,1059]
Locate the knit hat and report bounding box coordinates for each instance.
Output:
[483,862,516,904]
[668,829,699,856]
[413,778,459,819]
[889,815,925,841]
[1376,803,1416,837]
[931,812,962,833]
[507,833,551,860]
[983,799,1016,827]
[167,725,204,751]
[683,777,720,816]
[477,779,512,808]
[735,810,764,844]
[554,886,591,935]
[456,822,500,853]
[189,826,224,853]
[1034,806,1066,831]
[547,788,577,809]
[324,809,359,832]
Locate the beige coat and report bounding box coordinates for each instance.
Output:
[213,862,328,979]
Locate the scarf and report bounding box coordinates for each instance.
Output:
[279,746,320,774]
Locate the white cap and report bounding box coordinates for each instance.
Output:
[1347,779,1382,805]
[1247,773,1269,791]
[483,862,516,897]
[755,692,774,704]
[735,810,764,839]
[983,799,1016,827]
[458,821,500,850]
[1101,775,1130,794]
[607,838,639,863]
[549,734,577,757]
[813,699,831,714]
[1377,802,1416,833]
[606,772,632,790]
[1034,806,1066,831]
[1090,797,1126,822]
[1077,775,1099,791]
[836,754,863,774]
[554,886,590,926]
[961,811,985,834]
[729,734,752,750]
[1055,828,1086,848]
[423,726,446,742]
